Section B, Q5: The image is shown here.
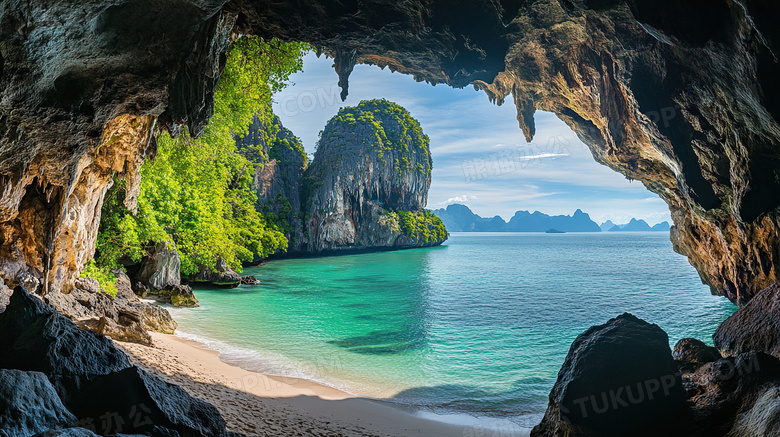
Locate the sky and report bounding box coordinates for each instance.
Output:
[272,52,672,226]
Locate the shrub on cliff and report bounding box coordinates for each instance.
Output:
[397,210,449,245]
[95,37,306,275]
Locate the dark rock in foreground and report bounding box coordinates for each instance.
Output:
[714,281,780,359]
[531,313,687,437]
[0,369,77,437]
[0,286,238,437]
[673,338,722,373]
[684,351,780,435]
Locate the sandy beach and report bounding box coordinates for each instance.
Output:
[116,332,475,437]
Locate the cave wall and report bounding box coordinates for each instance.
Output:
[1,0,778,304]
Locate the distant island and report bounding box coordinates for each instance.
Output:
[432,204,670,233]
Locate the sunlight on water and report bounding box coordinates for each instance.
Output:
[170,232,737,426]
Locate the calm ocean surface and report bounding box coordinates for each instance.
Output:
[169,232,737,429]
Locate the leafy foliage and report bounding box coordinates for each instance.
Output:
[95,37,306,275]
[397,210,449,245]
[81,261,118,297]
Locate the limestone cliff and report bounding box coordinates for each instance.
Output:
[0,1,779,304]
[301,99,446,252]
[238,115,309,253]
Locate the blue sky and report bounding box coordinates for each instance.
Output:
[273,52,672,226]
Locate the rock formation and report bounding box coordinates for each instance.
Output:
[301,99,447,252]
[136,241,182,291]
[238,115,308,253]
[532,313,687,437]
[433,204,603,232]
[673,338,722,374]
[193,258,241,288]
[713,281,780,359]
[0,285,236,436]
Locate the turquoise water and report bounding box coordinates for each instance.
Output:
[169,232,737,427]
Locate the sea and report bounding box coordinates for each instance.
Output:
[168,232,737,432]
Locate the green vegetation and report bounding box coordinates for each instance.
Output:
[94,37,307,276]
[397,210,448,245]
[80,261,118,297]
[318,99,432,177]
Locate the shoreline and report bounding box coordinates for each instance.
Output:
[117,332,527,436]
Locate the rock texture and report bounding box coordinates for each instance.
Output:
[0,369,77,437]
[239,115,309,253]
[0,286,235,436]
[683,351,780,436]
[136,241,182,291]
[673,338,722,373]
[193,258,241,288]
[301,99,447,252]
[0,0,778,302]
[532,313,687,437]
[714,281,780,359]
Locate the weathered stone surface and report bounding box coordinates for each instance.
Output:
[532,313,687,437]
[75,316,153,347]
[0,369,77,437]
[241,275,260,285]
[74,277,100,294]
[729,385,780,437]
[684,351,780,435]
[239,115,309,253]
[302,99,447,252]
[0,286,132,380]
[714,281,780,359]
[16,270,41,294]
[673,338,722,373]
[0,286,234,437]
[193,258,241,288]
[0,277,12,313]
[138,303,178,334]
[170,284,200,307]
[136,241,182,291]
[65,366,232,437]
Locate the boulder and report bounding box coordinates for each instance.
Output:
[76,316,153,347]
[193,258,241,288]
[241,275,260,285]
[531,313,687,437]
[74,276,100,294]
[714,281,780,359]
[136,241,181,291]
[132,281,148,298]
[34,429,101,437]
[729,385,780,436]
[0,369,77,437]
[65,366,232,436]
[0,286,235,437]
[673,338,722,373]
[684,351,780,435]
[112,269,140,303]
[138,303,177,334]
[0,286,132,380]
[170,284,199,307]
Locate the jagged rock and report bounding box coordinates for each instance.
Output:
[729,385,780,436]
[302,99,447,252]
[0,286,234,436]
[673,338,722,373]
[0,286,132,379]
[0,277,12,313]
[138,303,178,334]
[34,429,101,437]
[531,313,687,437]
[241,275,260,285]
[132,281,148,298]
[112,269,140,303]
[193,258,241,288]
[239,115,309,253]
[16,270,41,294]
[74,277,100,294]
[136,241,182,291]
[714,282,780,359]
[170,284,199,307]
[65,366,232,436]
[0,369,77,437]
[76,316,152,347]
[683,351,780,435]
